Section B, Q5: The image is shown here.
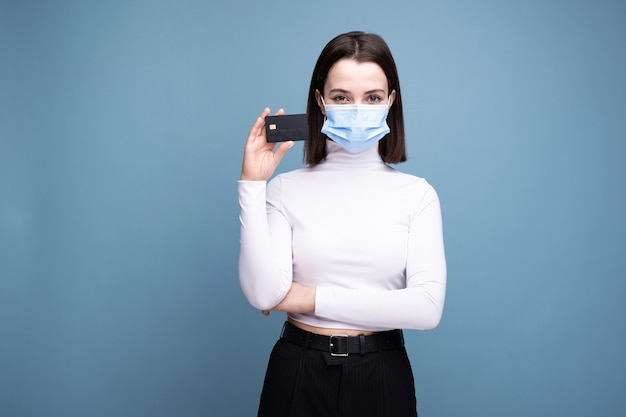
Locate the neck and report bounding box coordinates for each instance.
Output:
[319,140,385,170]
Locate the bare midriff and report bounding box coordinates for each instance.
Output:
[288,317,375,336]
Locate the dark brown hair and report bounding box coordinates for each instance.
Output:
[305,31,406,166]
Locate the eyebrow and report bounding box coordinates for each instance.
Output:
[328,88,387,95]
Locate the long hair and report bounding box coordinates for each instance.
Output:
[305,31,406,166]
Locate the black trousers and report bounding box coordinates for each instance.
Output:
[258,328,418,417]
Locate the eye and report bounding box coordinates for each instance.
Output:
[331,95,349,103]
[367,94,384,103]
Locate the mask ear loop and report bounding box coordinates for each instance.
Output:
[387,90,397,109]
[320,96,328,120]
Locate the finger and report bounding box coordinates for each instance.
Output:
[273,140,294,162]
[262,310,270,316]
[274,108,285,116]
[246,108,271,144]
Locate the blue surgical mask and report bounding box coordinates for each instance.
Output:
[320,97,391,153]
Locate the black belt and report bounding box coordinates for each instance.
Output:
[280,321,404,356]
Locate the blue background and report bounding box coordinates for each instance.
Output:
[1,1,625,416]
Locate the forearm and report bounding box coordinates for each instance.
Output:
[315,283,445,330]
[315,188,446,330]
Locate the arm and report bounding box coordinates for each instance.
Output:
[239,180,315,312]
[238,180,293,310]
[237,108,295,311]
[314,187,447,330]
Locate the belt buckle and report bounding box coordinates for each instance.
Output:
[329,334,349,357]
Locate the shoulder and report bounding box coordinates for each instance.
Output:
[266,167,314,203]
[385,167,441,206]
[386,166,435,189]
[267,167,311,188]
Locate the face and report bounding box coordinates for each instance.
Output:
[316,58,396,114]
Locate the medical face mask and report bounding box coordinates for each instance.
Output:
[320,97,391,153]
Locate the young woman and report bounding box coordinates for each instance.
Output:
[238,31,446,417]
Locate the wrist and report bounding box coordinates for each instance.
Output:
[297,285,316,314]
[239,175,266,181]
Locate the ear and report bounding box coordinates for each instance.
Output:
[388,89,397,109]
[315,90,326,116]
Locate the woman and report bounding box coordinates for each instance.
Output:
[238,31,446,417]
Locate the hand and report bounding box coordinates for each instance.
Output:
[262,283,316,316]
[240,108,295,181]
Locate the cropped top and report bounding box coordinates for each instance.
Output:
[238,140,446,331]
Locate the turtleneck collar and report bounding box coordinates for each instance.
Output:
[319,140,387,170]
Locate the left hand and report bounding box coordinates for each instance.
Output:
[262,283,316,316]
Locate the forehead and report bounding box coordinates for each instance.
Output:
[325,59,388,92]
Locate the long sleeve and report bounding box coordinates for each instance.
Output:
[238,179,293,311]
[314,187,446,330]
[238,140,447,331]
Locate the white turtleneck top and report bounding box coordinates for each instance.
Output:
[238,140,446,331]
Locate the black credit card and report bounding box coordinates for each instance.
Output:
[265,114,308,142]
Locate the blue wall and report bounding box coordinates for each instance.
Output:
[1,1,624,416]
